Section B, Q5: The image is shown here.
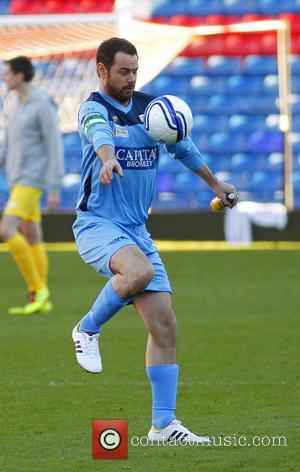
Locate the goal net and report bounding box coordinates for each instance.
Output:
[0,14,194,135]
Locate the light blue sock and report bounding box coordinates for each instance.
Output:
[146,364,179,429]
[79,280,129,334]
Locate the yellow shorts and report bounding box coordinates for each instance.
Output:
[4,185,43,223]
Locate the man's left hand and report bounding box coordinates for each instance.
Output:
[212,181,238,208]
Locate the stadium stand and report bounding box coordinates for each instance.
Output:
[8,0,115,15]
[0,0,299,210]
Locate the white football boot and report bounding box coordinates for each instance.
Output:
[148,419,210,445]
[72,323,102,374]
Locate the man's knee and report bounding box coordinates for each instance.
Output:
[110,245,155,298]
[126,262,155,296]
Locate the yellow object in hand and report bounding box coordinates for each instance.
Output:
[210,193,235,212]
[210,197,225,212]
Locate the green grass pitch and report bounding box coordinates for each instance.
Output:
[0,250,299,472]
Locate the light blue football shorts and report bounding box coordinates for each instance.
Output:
[73,214,172,294]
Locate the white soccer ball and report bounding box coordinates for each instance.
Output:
[143,95,193,145]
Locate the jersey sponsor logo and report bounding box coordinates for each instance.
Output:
[83,113,106,134]
[107,235,129,246]
[114,124,129,138]
[115,146,159,170]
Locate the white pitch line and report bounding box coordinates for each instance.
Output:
[0,380,297,387]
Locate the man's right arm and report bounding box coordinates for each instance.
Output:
[79,101,123,185]
[97,144,123,186]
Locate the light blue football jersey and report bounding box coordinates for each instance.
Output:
[77,91,205,226]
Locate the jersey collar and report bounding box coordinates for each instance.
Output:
[98,91,133,113]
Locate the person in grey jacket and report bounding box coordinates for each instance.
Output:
[0,56,64,314]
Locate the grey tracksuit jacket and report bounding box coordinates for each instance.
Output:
[0,87,64,192]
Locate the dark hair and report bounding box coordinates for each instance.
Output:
[5,56,35,82]
[96,37,138,70]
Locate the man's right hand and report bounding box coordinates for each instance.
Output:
[99,159,123,186]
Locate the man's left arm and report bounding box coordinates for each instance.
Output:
[38,98,65,210]
[166,136,238,207]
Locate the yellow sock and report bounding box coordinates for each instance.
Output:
[29,243,49,287]
[6,233,43,292]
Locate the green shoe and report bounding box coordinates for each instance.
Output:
[23,287,50,315]
[9,289,52,315]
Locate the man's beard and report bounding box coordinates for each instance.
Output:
[106,83,134,104]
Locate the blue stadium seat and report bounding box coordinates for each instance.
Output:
[267,153,284,171]
[215,171,246,191]
[291,97,300,114]
[250,171,283,192]
[205,95,240,114]
[209,132,247,153]
[190,134,211,153]
[166,57,206,76]
[231,154,270,172]
[63,132,82,158]
[152,0,186,16]
[230,153,254,172]
[206,56,241,75]
[189,76,225,95]
[293,0,300,14]
[63,132,81,147]
[158,153,183,174]
[156,173,175,193]
[259,0,295,14]
[194,191,214,209]
[248,131,283,153]
[152,193,190,210]
[223,0,259,14]
[263,75,279,95]
[226,75,264,94]
[188,97,209,115]
[63,133,82,175]
[192,114,227,133]
[290,56,300,74]
[60,174,81,210]
[265,114,280,131]
[34,60,61,78]
[0,0,10,14]
[239,96,278,114]
[243,56,277,75]
[293,171,300,191]
[0,173,8,193]
[228,114,266,133]
[65,155,82,174]
[61,58,90,78]
[174,172,207,193]
[293,154,300,170]
[147,76,189,96]
[187,0,225,15]
[292,115,300,133]
[206,155,232,172]
[292,134,300,153]
[292,75,300,94]
[294,194,300,209]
